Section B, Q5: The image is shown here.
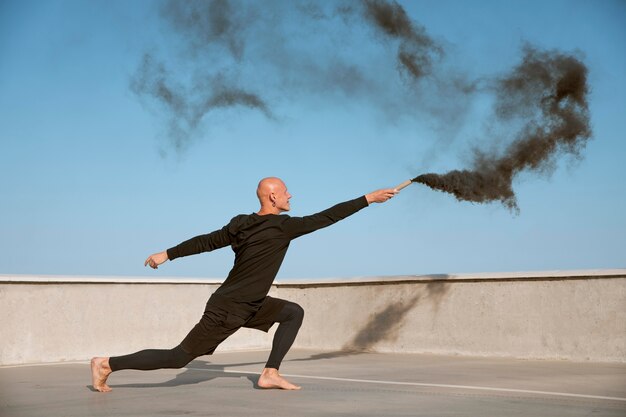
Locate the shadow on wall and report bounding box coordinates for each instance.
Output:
[299,280,451,361]
[424,280,450,315]
[346,293,421,350]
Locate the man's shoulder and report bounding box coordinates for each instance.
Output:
[230,213,251,223]
[225,213,291,236]
[227,214,251,229]
[228,213,291,226]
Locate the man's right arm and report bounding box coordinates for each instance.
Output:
[281,188,398,240]
[365,188,398,204]
[282,196,368,240]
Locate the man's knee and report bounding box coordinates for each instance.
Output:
[285,302,304,325]
[169,345,195,368]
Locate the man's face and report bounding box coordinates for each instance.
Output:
[273,182,292,212]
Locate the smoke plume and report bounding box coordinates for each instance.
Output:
[132,0,447,151]
[413,47,591,212]
[132,1,593,207]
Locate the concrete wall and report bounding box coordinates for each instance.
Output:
[1,270,625,365]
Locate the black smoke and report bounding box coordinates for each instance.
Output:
[131,0,445,151]
[132,1,592,213]
[363,0,442,80]
[413,47,591,212]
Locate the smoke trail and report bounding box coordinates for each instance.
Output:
[362,0,442,80]
[413,47,591,212]
[163,0,246,59]
[131,53,271,151]
[360,0,475,156]
[132,0,272,151]
[199,90,272,118]
[132,0,455,151]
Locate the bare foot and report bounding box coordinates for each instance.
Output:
[91,357,112,392]
[258,368,301,390]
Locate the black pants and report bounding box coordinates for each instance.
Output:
[109,301,304,372]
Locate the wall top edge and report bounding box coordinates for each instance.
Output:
[0,275,223,284]
[1,269,625,285]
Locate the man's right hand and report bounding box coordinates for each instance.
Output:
[365,188,399,205]
[144,251,169,269]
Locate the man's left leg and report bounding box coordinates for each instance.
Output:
[91,300,242,392]
[245,298,304,390]
[91,345,195,392]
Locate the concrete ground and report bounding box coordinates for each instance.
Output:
[1,349,625,417]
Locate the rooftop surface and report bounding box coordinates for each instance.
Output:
[1,349,625,417]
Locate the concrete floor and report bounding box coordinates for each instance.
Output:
[1,349,625,417]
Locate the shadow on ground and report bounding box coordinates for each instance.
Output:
[104,360,258,390]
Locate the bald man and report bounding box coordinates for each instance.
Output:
[91,178,398,392]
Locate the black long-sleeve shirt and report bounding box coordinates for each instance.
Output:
[167,196,369,313]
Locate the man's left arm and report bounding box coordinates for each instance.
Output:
[145,224,234,269]
[166,225,233,261]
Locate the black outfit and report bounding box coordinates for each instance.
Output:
[109,196,368,372]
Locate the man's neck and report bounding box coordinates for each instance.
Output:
[256,207,281,216]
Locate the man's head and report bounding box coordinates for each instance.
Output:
[256,177,291,214]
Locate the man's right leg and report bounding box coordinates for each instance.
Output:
[246,299,305,390]
[91,345,195,392]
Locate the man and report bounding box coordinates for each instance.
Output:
[91,177,398,392]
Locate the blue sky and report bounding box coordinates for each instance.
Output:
[1,0,624,279]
